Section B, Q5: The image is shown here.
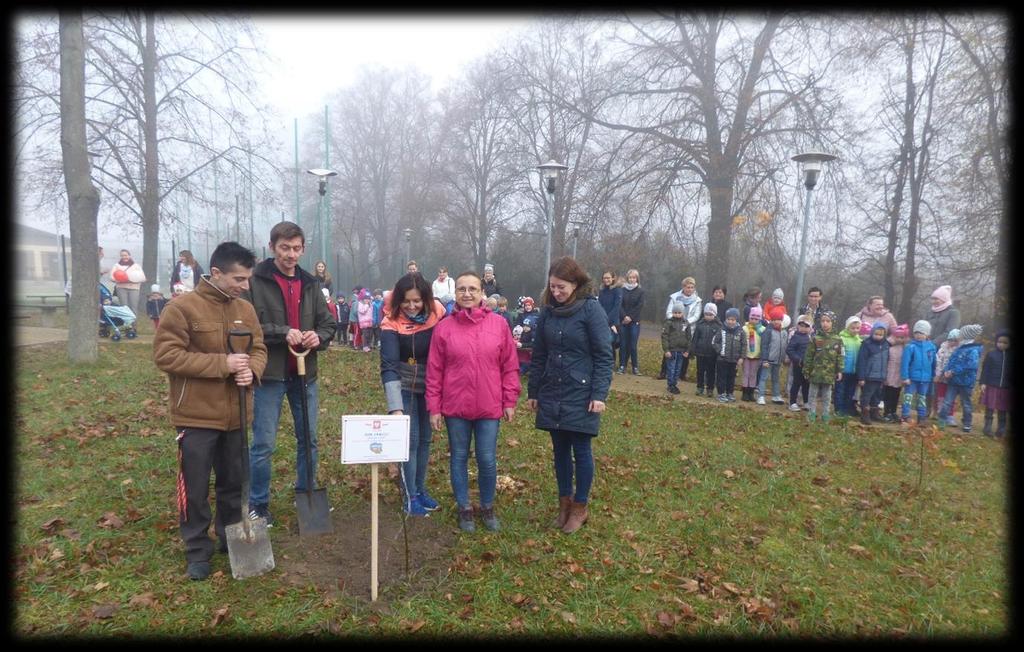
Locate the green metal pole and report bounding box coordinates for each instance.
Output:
[294,118,300,224]
[323,104,330,268]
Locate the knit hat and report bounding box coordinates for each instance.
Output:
[748,306,763,321]
[892,323,909,337]
[484,264,494,273]
[931,285,953,312]
[947,328,961,341]
[704,302,718,317]
[522,296,534,306]
[872,321,889,334]
[820,310,836,324]
[672,301,686,314]
[859,322,873,336]
[150,284,161,293]
[959,324,982,342]
[846,315,862,330]
[772,288,784,300]
[913,320,932,336]
[725,307,741,321]
[797,314,813,327]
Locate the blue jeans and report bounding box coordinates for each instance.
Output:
[666,351,685,387]
[619,322,641,370]
[445,417,499,510]
[939,384,974,428]
[249,377,319,507]
[902,380,930,420]
[550,430,595,503]
[400,391,432,506]
[834,374,858,415]
[758,362,782,398]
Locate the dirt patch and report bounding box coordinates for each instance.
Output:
[271,502,458,602]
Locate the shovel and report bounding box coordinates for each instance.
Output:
[224,327,275,579]
[289,344,333,536]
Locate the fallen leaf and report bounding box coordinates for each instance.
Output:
[721,582,741,595]
[657,611,677,627]
[848,544,871,558]
[681,578,700,593]
[129,592,157,608]
[560,611,577,624]
[41,517,66,534]
[405,619,426,633]
[98,512,124,529]
[811,476,830,487]
[211,606,230,627]
[723,469,735,479]
[92,604,118,619]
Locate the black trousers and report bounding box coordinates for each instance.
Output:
[696,354,717,391]
[715,360,737,395]
[882,385,902,416]
[177,427,243,563]
[789,362,809,405]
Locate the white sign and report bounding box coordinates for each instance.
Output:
[341,415,410,464]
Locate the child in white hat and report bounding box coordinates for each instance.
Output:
[146,284,168,330]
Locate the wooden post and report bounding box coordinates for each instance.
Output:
[371,463,379,601]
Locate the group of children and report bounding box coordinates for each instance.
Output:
[326,287,386,352]
[661,302,1011,437]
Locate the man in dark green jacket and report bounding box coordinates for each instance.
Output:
[243,221,335,526]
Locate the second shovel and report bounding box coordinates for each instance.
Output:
[289,344,332,535]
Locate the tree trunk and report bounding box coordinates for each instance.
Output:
[59,11,101,363]
[141,11,160,316]
[703,177,734,291]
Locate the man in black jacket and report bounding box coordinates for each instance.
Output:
[242,222,335,526]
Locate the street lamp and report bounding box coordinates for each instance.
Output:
[403,228,412,275]
[790,151,838,309]
[306,168,337,268]
[536,159,568,290]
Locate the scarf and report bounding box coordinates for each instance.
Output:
[747,323,758,353]
[623,282,638,291]
[407,312,428,324]
[548,297,588,318]
[680,291,698,307]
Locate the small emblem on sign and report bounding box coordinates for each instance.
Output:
[370,442,383,454]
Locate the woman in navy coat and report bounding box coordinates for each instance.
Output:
[527,257,614,534]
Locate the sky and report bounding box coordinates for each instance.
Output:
[254,14,538,123]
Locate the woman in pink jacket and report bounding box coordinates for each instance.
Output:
[426,271,520,533]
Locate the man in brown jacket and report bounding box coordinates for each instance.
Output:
[153,242,267,581]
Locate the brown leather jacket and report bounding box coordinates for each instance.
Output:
[153,276,267,431]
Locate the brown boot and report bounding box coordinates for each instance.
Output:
[860,408,872,425]
[553,495,573,529]
[562,500,589,534]
[870,407,883,422]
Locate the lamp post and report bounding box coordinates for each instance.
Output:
[403,228,412,275]
[306,168,337,267]
[790,151,837,308]
[536,159,568,290]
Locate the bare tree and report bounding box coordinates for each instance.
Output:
[59,10,101,362]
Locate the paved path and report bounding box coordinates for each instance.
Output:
[16,326,153,348]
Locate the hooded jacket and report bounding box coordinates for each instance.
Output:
[803,330,844,384]
[839,328,862,374]
[884,340,905,387]
[760,325,789,365]
[856,336,890,382]
[712,322,744,363]
[661,317,692,352]
[528,296,613,435]
[979,341,1011,389]
[426,304,520,420]
[900,338,937,383]
[242,258,334,382]
[689,316,723,358]
[786,330,811,365]
[153,275,268,431]
[944,341,983,387]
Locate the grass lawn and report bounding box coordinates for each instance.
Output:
[13,336,1008,638]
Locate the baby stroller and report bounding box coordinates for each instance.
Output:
[98,284,137,341]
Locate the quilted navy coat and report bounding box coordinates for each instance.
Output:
[528,297,614,435]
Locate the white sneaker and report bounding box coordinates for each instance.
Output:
[772,396,785,404]
[789,403,801,412]
[756,396,766,405]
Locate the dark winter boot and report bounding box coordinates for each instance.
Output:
[870,407,883,422]
[983,409,994,437]
[860,408,872,425]
[996,411,1007,439]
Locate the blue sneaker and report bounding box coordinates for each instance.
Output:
[404,495,430,517]
[417,492,440,511]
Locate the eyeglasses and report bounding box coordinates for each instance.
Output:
[455,287,481,295]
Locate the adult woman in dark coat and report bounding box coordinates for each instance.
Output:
[527,257,614,534]
[618,268,645,375]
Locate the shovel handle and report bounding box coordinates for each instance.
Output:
[288,344,310,376]
[228,327,253,355]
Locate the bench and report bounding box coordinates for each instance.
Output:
[16,303,61,328]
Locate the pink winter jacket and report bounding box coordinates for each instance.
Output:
[357,300,374,328]
[885,340,904,387]
[426,304,521,420]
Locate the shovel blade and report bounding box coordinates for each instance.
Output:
[295,489,333,536]
[225,518,275,580]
